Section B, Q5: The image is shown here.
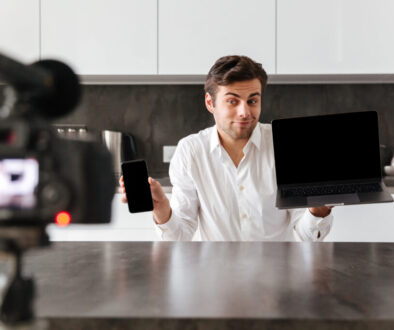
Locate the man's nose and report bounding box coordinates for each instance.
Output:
[237,102,251,118]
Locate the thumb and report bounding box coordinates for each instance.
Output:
[148,177,166,202]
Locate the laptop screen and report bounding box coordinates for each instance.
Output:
[272,111,382,186]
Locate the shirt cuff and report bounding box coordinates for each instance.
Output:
[153,211,179,240]
[297,210,333,241]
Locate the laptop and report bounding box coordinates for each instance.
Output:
[272,111,393,209]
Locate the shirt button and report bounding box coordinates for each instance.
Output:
[242,213,247,219]
[239,185,244,191]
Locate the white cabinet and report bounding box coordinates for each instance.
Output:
[48,193,394,242]
[5,1,394,79]
[159,0,276,74]
[0,0,40,63]
[41,0,157,75]
[325,199,394,242]
[277,0,394,74]
[48,194,165,242]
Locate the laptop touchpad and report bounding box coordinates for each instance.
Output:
[307,193,360,206]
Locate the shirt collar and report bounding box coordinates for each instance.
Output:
[209,125,221,153]
[247,123,261,150]
[210,123,261,153]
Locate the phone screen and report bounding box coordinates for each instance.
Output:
[121,160,153,213]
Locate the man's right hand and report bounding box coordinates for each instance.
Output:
[119,176,128,203]
[119,176,172,225]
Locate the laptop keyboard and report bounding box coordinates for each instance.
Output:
[281,183,382,197]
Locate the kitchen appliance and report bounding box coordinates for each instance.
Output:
[101,130,137,180]
[53,124,88,139]
[102,130,122,180]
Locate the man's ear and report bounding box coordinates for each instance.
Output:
[205,93,214,114]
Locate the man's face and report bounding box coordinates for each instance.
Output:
[205,78,262,141]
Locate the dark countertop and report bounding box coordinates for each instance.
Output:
[16,242,394,329]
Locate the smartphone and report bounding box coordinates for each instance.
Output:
[121,160,153,213]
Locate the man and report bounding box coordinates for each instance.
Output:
[120,55,333,241]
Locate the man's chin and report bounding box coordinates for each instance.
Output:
[229,127,255,140]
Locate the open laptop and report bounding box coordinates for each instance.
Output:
[272,111,393,209]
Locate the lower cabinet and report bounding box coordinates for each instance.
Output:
[47,193,394,242]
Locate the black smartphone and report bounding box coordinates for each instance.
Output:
[121,160,154,213]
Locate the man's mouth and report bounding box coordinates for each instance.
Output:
[233,121,253,127]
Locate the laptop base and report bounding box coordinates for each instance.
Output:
[276,182,393,209]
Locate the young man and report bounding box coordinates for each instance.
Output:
[120,55,333,241]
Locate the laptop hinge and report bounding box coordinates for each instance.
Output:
[278,178,382,189]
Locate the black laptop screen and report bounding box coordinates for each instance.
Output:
[272,111,382,186]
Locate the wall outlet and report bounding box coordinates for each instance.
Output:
[163,145,177,163]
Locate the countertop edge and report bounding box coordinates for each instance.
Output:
[42,317,394,330]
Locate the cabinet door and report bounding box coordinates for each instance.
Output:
[0,0,39,63]
[278,0,394,74]
[41,0,157,75]
[159,0,276,74]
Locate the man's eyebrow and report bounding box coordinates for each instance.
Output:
[249,92,261,97]
[224,92,261,98]
[224,92,240,97]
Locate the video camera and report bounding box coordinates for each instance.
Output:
[0,53,116,324]
[0,53,115,230]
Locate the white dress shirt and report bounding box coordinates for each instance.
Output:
[156,123,333,241]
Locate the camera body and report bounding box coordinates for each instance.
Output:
[0,52,117,325]
[0,115,115,224]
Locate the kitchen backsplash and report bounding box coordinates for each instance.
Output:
[1,84,393,178]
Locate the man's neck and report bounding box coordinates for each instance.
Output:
[217,129,249,168]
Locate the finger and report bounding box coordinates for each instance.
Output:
[148,177,166,202]
[121,195,127,203]
[119,176,124,187]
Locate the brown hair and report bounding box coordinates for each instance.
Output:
[204,55,268,105]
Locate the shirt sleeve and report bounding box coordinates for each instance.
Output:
[155,140,199,241]
[288,208,334,241]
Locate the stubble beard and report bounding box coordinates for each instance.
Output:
[222,121,257,141]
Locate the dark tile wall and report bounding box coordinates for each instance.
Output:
[2,84,393,177]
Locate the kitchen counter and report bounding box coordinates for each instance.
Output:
[16,242,394,329]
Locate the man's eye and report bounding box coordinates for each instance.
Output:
[248,99,257,105]
[228,99,237,105]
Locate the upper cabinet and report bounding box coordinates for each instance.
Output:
[158,0,276,75]
[3,1,394,79]
[277,0,394,74]
[0,0,40,63]
[41,0,157,75]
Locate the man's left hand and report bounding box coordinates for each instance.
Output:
[309,206,333,218]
